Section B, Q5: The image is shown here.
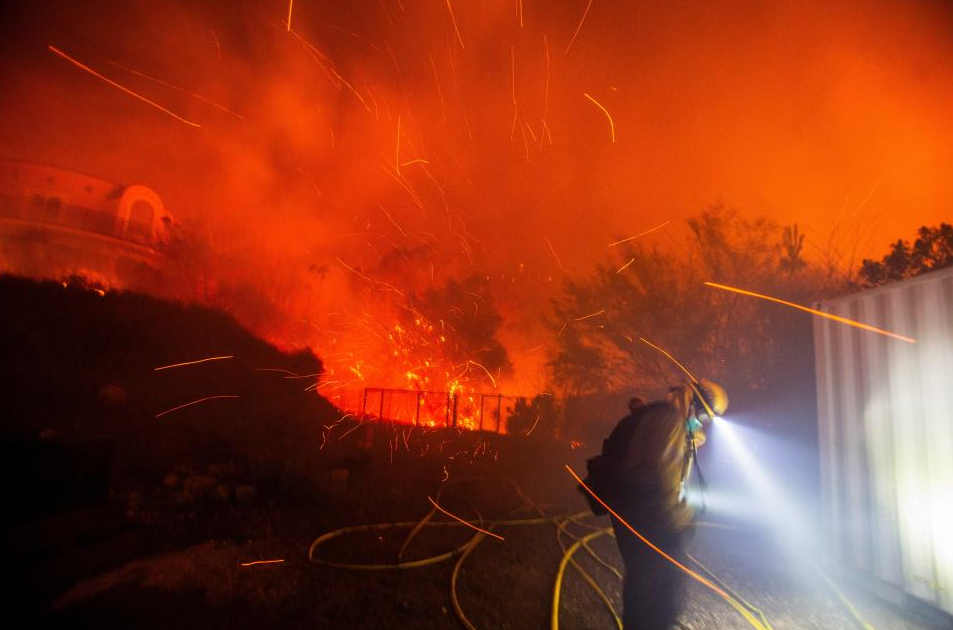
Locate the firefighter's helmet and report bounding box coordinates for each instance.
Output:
[693,379,728,418]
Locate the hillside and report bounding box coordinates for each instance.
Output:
[0,276,588,628]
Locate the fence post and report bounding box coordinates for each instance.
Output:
[415,391,421,426]
[379,389,385,420]
[497,395,503,433]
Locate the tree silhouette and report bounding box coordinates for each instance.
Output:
[858,223,953,288]
[779,224,807,276]
[548,206,828,398]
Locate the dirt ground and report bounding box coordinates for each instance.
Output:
[11,424,948,630]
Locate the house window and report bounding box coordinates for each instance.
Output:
[126,199,154,242]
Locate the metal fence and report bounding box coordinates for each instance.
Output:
[360,387,522,433]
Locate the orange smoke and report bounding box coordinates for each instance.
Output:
[1,0,951,399]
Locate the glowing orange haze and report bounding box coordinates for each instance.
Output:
[0,0,951,398]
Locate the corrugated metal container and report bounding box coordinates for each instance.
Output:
[814,265,953,615]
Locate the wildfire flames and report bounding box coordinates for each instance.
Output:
[2,0,952,418]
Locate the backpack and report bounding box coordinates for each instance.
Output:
[579,453,618,516]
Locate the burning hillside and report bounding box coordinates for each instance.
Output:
[2,0,952,412]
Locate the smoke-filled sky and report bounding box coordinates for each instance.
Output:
[1,0,952,392]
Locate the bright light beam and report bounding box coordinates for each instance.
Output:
[704,281,916,344]
[709,417,814,549]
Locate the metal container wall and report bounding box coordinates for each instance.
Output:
[814,266,953,614]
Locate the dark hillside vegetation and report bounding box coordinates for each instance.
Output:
[0,275,339,513]
[0,275,587,629]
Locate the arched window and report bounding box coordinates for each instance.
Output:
[126,199,154,242]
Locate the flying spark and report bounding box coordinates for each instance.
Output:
[444,0,465,49]
[616,258,635,273]
[427,497,504,541]
[335,256,406,297]
[573,309,605,321]
[639,337,698,382]
[48,46,201,127]
[154,355,234,371]
[240,559,285,567]
[510,45,519,142]
[467,359,497,389]
[544,236,566,272]
[524,414,541,436]
[155,395,240,418]
[608,220,672,247]
[109,61,244,120]
[564,0,595,55]
[395,116,401,174]
[704,281,917,343]
[583,92,615,142]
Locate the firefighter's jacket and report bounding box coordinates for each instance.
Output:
[598,400,698,532]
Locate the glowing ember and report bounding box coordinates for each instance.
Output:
[155,395,240,418]
[704,282,917,344]
[638,337,698,383]
[564,0,596,56]
[427,496,504,541]
[240,559,285,567]
[583,92,615,143]
[154,356,234,371]
[608,220,672,247]
[48,46,201,127]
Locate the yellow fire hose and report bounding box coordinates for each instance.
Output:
[551,524,623,630]
[308,472,879,630]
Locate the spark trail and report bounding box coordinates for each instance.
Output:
[48,46,201,127]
